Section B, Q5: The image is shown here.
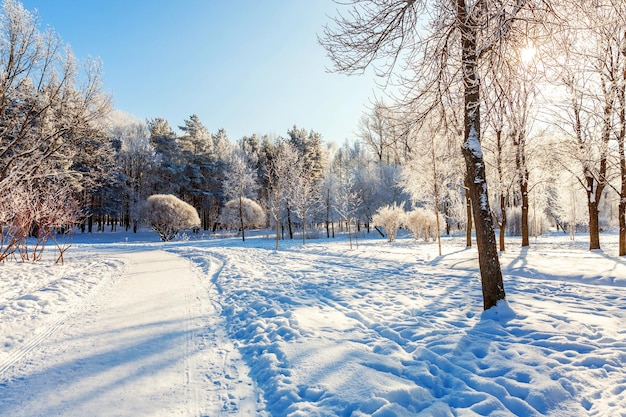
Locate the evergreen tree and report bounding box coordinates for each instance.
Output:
[178,114,212,155]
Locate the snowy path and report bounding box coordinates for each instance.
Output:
[0,249,259,417]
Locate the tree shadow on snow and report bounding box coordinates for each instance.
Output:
[0,318,201,416]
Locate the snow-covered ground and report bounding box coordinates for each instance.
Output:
[1,229,625,416]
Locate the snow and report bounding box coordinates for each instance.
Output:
[1,229,626,416]
[465,125,483,160]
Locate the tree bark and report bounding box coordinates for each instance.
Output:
[618,34,626,256]
[620,127,626,256]
[515,132,530,247]
[495,129,506,252]
[239,196,245,242]
[587,175,601,250]
[500,192,507,252]
[520,182,529,246]
[287,208,294,239]
[465,176,472,248]
[459,5,505,310]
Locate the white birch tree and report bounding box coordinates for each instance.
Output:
[222,149,259,241]
[264,139,299,250]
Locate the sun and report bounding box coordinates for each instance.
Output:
[520,42,536,64]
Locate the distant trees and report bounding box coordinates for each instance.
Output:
[144,194,200,242]
[6,0,626,273]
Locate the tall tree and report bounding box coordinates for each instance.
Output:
[222,149,259,241]
[321,0,542,309]
[0,0,110,194]
[287,126,325,182]
[109,112,156,232]
[618,27,626,256]
[178,114,212,155]
[147,117,182,195]
[263,138,299,250]
[549,2,621,250]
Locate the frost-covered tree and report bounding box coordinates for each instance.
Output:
[222,150,259,241]
[358,101,411,166]
[178,114,212,155]
[263,138,299,250]
[108,111,156,232]
[0,179,80,263]
[288,158,321,245]
[618,34,626,256]
[401,123,462,255]
[0,0,110,195]
[372,203,405,242]
[287,126,325,182]
[144,194,200,242]
[321,0,549,309]
[148,117,182,195]
[404,207,438,242]
[549,12,618,251]
[334,174,362,249]
[219,197,266,234]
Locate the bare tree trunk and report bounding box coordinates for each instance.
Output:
[239,196,245,242]
[587,175,602,250]
[515,131,530,247]
[495,129,506,252]
[620,164,626,255]
[326,189,331,238]
[275,191,280,251]
[585,100,610,250]
[520,178,529,247]
[287,208,293,239]
[500,192,507,252]
[459,8,505,310]
[465,177,472,248]
[618,30,626,256]
[620,128,626,256]
[431,144,442,256]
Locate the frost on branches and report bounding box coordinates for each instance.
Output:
[0,181,79,264]
[404,208,439,242]
[144,194,200,242]
[372,203,405,242]
[219,197,266,236]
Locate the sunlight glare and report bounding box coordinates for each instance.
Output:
[521,42,536,64]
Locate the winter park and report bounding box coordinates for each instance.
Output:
[2,0,626,416]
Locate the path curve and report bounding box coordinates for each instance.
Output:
[0,249,258,417]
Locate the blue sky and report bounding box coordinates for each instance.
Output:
[20,1,381,143]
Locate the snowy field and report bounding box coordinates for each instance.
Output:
[0,229,625,416]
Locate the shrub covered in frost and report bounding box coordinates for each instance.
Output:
[404,208,438,241]
[372,203,405,242]
[144,194,200,241]
[220,197,266,232]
